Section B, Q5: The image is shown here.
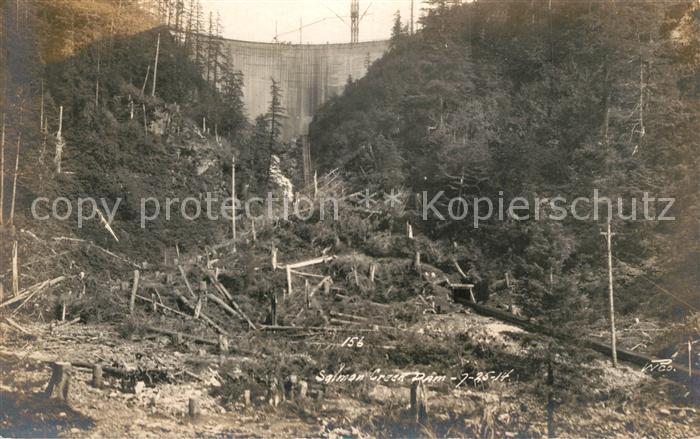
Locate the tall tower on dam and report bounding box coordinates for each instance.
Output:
[222,38,389,141]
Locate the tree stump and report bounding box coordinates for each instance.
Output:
[285,375,298,400]
[410,381,428,422]
[218,335,229,354]
[91,364,103,388]
[188,397,200,418]
[298,381,308,399]
[268,377,280,407]
[172,333,184,346]
[243,389,251,406]
[45,362,71,400]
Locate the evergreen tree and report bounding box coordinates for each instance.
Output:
[391,10,403,44]
[264,78,285,186]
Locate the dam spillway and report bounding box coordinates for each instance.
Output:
[222,38,390,141]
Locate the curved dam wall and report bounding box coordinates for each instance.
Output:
[223,38,390,141]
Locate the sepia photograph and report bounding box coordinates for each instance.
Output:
[0,0,698,437]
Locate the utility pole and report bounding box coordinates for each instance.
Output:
[350,0,359,43]
[410,0,414,35]
[601,219,618,367]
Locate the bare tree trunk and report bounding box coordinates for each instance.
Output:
[40,80,44,132]
[0,116,5,226]
[141,65,150,96]
[9,134,19,225]
[602,219,618,367]
[231,156,237,252]
[55,107,64,173]
[129,270,140,315]
[12,240,19,296]
[637,53,645,142]
[151,33,160,97]
[95,50,101,106]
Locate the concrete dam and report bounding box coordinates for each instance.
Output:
[222,38,390,141]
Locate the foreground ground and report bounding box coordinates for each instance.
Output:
[1,309,698,438]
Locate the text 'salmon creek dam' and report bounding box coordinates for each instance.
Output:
[222,38,389,141]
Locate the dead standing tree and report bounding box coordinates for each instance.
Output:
[0,116,5,226]
[55,106,65,173]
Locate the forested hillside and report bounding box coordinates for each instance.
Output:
[1,0,252,264]
[310,0,700,321]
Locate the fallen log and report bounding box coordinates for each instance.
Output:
[206,274,256,330]
[308,276,332,299]
[0,276,66,309]
[329,311,367,321]
[282,255,335,270]
[289,270,325,279]
[178,265,197,299]
[134,294,190,319]
[207,293,246,323]
[171,289,226,334]
[329,318,396,331]
[3,316,32,335]
[52,237,140,268]
[142,325,218,346]
[454,296,700,379]
[258,324,379,333]
[52,317,81,329]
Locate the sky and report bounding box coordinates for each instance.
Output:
[201,0,425,44]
